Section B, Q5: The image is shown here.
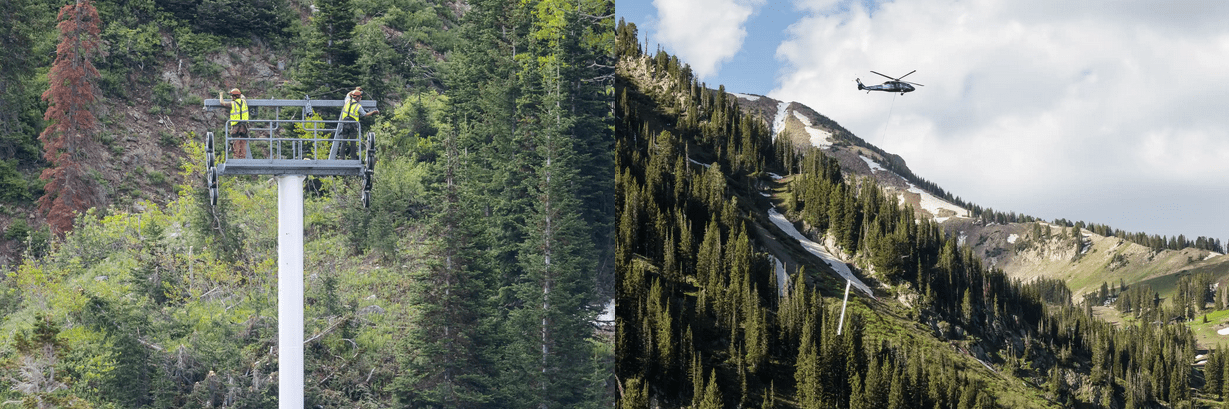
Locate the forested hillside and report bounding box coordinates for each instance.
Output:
[616,19,1225,408]
[0,0,615,406]
[727,92,1227,308]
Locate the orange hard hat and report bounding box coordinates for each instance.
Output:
[229,88,241,95]
[349,87,363,97]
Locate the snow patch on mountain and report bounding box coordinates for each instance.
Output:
[907,184,969,218]
[768,208,874,298]
[772,101,789,141]
[862,155,968,219]
[860,155,887,173]
[733,92,760,101]
[1008,234,1019,244]
[793,111,833,148]
[770,255,790,297]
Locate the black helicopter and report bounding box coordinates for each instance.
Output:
[856,70,923,95]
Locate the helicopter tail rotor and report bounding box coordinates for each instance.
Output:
[856,78,865,90]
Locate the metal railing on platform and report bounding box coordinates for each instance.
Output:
[201,98,377,176]
[201,97,377,206]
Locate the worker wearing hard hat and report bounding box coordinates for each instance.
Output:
[218,88,249,159]
[337,87,379,159]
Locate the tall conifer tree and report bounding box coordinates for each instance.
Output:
[295,0,360,96]
[39,0,102,234]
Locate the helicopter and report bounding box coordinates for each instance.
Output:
[856,70,923,95]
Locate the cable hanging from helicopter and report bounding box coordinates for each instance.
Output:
[856,70,923,146]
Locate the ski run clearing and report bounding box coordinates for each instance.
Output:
[768,208,875,298]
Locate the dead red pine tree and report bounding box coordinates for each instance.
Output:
[38,0,101,235]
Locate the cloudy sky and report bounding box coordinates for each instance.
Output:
[618,0,1229,243]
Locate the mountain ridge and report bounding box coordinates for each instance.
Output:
[726,91,1229,302]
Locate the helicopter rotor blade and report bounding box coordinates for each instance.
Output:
[871,71,895,81]
[897,70,917,80]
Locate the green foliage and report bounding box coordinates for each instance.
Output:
[0,0,53,168]
[0,159,31,202]
[293,0,360,97]
[153,81,178,107]
[5,217,30,241]
[191,0,291,39]
[172,26,223,63]
[0,1,613,407]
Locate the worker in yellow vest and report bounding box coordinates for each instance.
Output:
[218,88,249,159]
[337,87,378,159]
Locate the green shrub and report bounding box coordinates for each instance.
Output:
[148,169,166,186]
[158,131,178,147]
[173,26,223,62]
[99,68,127,99]
[28,225,49,256]
[153,81,177,107]
[0,160,30,203]
[192,61,223,78]
[183,94,203,107]
[4,218,28,241]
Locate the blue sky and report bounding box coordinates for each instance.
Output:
[617,0,799,94]
[617,0,1229,243]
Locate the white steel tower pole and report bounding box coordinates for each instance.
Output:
[837,279,851,335]
[277,175,305,408]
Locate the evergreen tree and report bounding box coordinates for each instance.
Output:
[0,0,50,170]
[699,369,723,409]
[39,0,103,235]
[795,306,822,408]
[393,130,491,407]
[295,0,361,96]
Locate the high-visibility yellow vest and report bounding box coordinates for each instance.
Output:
[342,99,361,121]
[228,97,248,127]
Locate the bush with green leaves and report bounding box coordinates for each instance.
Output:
[0,159,30,203]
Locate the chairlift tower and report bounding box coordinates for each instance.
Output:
[203,97,376,408]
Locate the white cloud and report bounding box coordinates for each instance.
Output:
[769,0,1229,237]
[652,0,763,79]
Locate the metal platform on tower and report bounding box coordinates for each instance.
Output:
[203,98,377,176]
[202,97,377,206]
